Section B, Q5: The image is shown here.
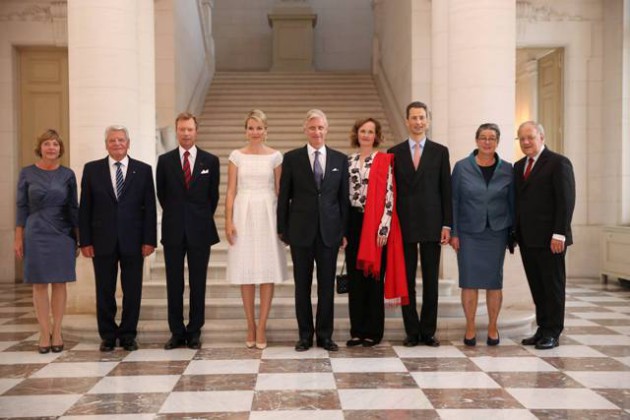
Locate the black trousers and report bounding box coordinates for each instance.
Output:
[520,246,566,338]
[163,244,211,340]
[93,248,144,342]
[291,233,339,342]
[401,241,440,339]
[345,208,385,342]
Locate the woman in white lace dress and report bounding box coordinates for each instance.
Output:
[225,109,288,349]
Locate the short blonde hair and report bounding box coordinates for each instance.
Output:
[34,129,65,158]
[244,109,268,129]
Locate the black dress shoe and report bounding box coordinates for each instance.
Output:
[463,336,477,347]
[294,339,312,352]
[38,345,51,354]
[403,336,419,347]
[362,338,380,347]
[535,336,559,350]
[317,339,339,351]
[99,340,116,352]
[187,336,202,350]
[521,333,541,346]
[346,338,363,347]
[421,336,440,347]
[51,343,64,353]
[164,336,186,350]
[121,339,139,351]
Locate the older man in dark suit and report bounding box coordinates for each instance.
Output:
[388,101,452,347]
[79,125,157,352]
[277,109,349,352]
[156,112,220,350]
[515,121,575,350]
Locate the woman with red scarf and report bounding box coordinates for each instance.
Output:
[345,118,407,347]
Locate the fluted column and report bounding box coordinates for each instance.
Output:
[67,0,155,313]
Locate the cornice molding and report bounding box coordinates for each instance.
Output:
[516,1,584,22]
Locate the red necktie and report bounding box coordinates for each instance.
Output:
[524,157,534,180]
[183,151,192,189]
[413,143,421,169]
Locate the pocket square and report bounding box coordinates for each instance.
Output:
[332,168,340,172]
[201,169,209,174]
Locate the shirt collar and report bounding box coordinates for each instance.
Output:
[179,145,197,158]
[529,145,545,162]
[408,137,426,149]
[108,155,129,167]
[307,144,326,157]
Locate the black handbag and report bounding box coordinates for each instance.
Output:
[336,258,349,294]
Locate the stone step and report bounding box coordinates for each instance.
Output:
[131,295,476,321]
[141,278,457,299]
[62,310,535,344]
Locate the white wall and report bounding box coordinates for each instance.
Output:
[156,0,214,130]
[516,0,622,277]
[372,0,413,139]
[0,0,67,282]
[213,0,373,71]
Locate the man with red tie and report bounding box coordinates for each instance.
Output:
[515,121,576,350]
[156,112,220,350]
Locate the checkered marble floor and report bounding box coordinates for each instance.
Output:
[0,278,628,419]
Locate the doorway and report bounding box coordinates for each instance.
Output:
[515,47,564,159]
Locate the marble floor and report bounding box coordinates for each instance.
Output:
[0,278,628,419]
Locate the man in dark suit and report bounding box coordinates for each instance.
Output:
[156,112,220,350]
[277,109,349,352]
[79,125,157,352]
[388,101,452,347]
[515,121,575,350]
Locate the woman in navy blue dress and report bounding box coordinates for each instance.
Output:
[450,123,514,347]
[14,129,78,353]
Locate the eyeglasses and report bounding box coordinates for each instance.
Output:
[477,137,497,143]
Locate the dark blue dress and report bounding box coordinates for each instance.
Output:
[16,165,78,283]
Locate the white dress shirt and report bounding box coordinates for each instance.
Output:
[108,155,129,199]
[307,144,326,174]
[179,145,197,170]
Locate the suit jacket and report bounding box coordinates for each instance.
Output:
[79,156,157,256]
[513,147,576,247]
[388,138,452,242]
[277,145,349,248]
[451,152,514,236]
[156,147,220,247]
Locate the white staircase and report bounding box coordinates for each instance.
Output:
[65,72,534,344]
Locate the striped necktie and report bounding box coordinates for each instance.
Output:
[183,151,192,189]
[115,161,124,199]
[313,150,323,189]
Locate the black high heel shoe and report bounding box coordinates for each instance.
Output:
[487,333,500,346]
[38,335,51,354]
[463,336,477,347]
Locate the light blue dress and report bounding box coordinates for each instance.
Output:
[16,165,78,283]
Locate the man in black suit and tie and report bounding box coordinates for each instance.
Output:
[515,121,575,350]
[79,125,157,352]
[156,112,220,350]
[277,109,349,352]
[388,101,452,347]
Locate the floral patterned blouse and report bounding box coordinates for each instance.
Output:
[348,151,394,238]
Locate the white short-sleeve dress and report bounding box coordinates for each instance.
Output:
[226,150,289,284]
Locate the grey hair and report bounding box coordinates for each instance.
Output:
[518,121,545,137]
[304,109,328,128]
[104,125,130,142]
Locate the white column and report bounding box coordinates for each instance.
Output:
[446,0,516,163]
[67,0,155,313]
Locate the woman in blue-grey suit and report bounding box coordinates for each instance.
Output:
[450,123,514,346]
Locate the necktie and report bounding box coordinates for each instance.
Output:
[524,157,534,180]
[313,150,323,189]
[413,142,421,169]
[115,162,124,199]
[183,151,192,189]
